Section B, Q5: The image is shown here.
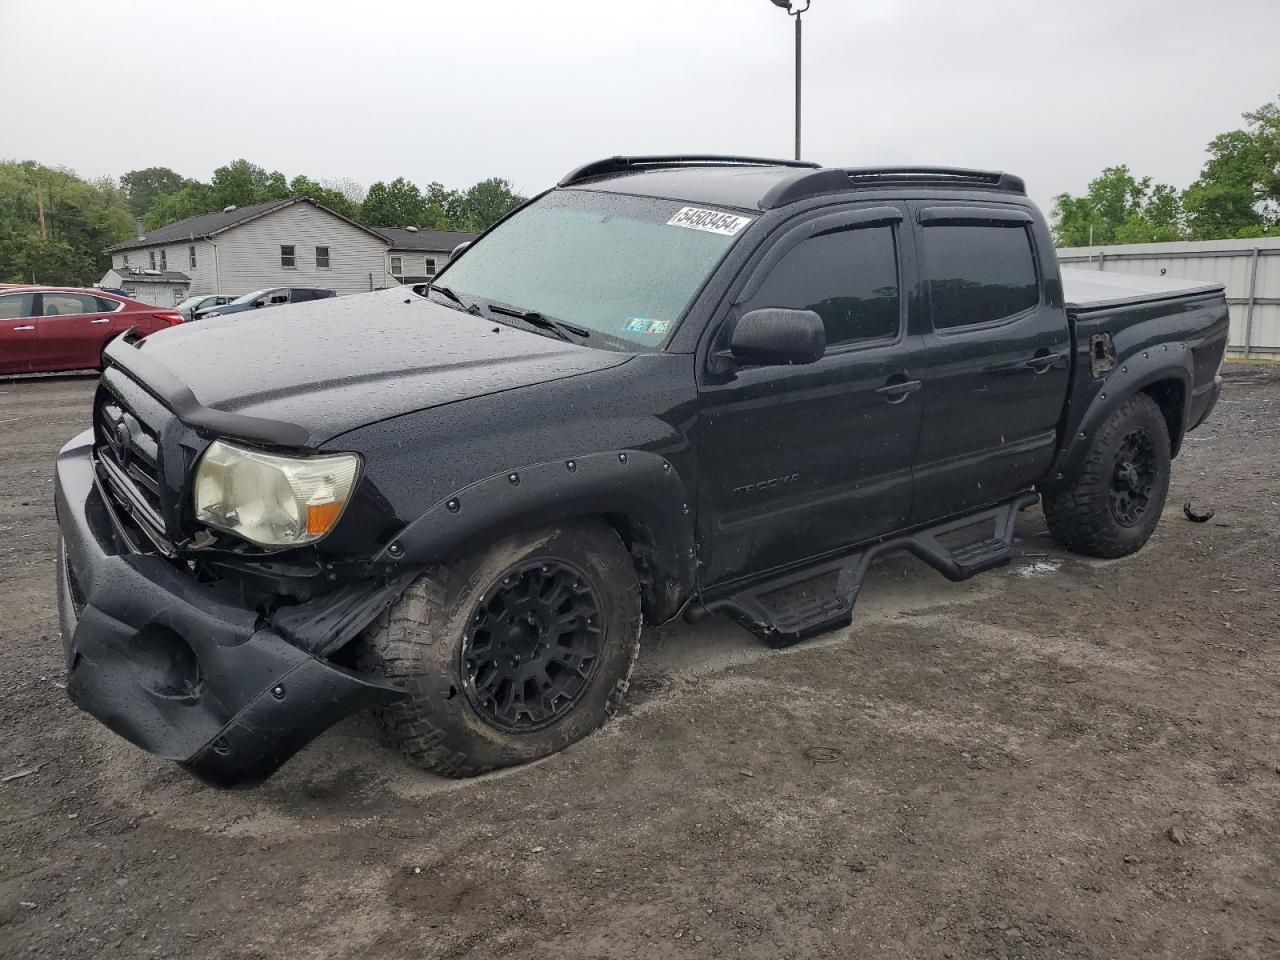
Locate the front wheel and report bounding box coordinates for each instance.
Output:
[1043,392,1172,559]
[358,521,641,777]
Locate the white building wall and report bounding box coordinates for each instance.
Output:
[1057,236,1280,356]
[385,248,455,286]
[112,240,216,292]
[212,204,386,296]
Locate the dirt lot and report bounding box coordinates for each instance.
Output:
[1,367,1277,960]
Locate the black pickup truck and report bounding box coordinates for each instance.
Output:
[54,156,1228,785]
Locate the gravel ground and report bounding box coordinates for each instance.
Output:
[1,365,1277,960]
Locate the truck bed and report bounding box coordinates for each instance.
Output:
[1061,267,1225,313]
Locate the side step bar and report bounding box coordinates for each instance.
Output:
[690,493,1039,648]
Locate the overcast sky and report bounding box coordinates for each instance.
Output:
[3,0,1277,215]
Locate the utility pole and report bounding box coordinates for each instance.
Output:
[769,0,811,160]
[36,184,47,240]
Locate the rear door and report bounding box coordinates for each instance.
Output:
[36,291,117,369]
[0,292,41,373]
[909,204,1070,522]
[697,204,926,586]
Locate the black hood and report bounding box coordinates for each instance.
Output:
[130,288,630,444]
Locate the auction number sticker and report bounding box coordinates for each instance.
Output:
[667,206,753,236]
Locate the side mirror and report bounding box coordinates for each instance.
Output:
[729,308,825,366]
[450,240,472,258]
[254,299,266,308]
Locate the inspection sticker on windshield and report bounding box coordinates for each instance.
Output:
[623,318,671,337]
[667,207,753,236]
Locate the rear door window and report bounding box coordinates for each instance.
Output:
[922,224,1039,330]
[744,225,900,347]
[42,293,98,316]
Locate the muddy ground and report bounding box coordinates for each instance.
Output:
[1,366,1277,960]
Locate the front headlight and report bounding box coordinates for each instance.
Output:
[193,440,361,547]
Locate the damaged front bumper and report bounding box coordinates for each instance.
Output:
[54,430,404,787]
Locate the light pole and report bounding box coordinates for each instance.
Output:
[769,0,810,161]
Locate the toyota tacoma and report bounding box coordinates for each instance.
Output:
[54,155,1229,785]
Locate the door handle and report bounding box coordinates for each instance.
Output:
[90,318,111,324]
[14,325,34,331]
[876,377,923,403]
[1026,352,1065,374]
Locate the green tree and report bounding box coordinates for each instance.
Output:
[0,161,133,285]
[360,177,429,227]
[287,175,360,220]
[456,177,525,231]
[120,166,191,219]
[1052,166,1184,246]
[1184,99,1280,239]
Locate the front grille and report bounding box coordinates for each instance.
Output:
[94,390,170,551]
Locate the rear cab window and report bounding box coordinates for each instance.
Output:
[921,219,1039,330]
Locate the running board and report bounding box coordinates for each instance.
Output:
[692,493,1039,648]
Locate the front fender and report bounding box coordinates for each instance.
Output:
[1043,342,1192,490]
[375,450,696,622]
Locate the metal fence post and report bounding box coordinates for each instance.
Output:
[1243,247,1260,359]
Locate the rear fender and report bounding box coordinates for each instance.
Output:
[1043,343,1192,490]
[374,450,696,622]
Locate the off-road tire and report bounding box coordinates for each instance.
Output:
[1043,392,1172,559]
[357,521,641,777]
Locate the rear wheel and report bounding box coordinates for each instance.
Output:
[358,521,641,777]
[1043,393,1172,558]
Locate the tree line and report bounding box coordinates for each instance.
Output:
[0,159,525,286]
[1053,97,1280,246]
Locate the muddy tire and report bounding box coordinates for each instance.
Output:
[358,521,641,777]
[1043,393,1172,559]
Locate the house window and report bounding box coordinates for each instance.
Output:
[424,257,437,277]
[390,256,403,278]
[149,251,156,270]
[281,245,296,268]
[123,254,129,266]
[189,245,197,268]
[159,249,167,271]
[315,246,330,268]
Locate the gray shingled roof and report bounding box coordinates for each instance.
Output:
[107,199,298,253]
[107,197,392,253]
[376,228,478,252]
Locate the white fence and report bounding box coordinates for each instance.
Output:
[1057,236,1280,357]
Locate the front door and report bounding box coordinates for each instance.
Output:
[0,291,41,374]
[697,205,925,586]
[909,204,1072,523]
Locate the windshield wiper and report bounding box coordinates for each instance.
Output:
[486,303,590,342]
[427,284,480,315]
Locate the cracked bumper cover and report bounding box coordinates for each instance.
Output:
[54,430,403,787]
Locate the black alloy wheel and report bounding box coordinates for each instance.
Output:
[461,559,604,732]
[1108,428,1157,528]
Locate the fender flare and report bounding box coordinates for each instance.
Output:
[1043,343,1192,490]
[375,450,697,622]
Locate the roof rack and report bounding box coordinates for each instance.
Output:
[559,154,820,187]
[756,165,1026,209]
[842,166,1026,195]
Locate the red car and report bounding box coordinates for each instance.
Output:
[0,287,183,375]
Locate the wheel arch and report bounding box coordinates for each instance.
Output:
[1141,377,1187,457]
[375,450,697,624]
[1044,346,1192,491]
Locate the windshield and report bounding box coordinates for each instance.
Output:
[175,297,205,311]
[229,288,273,306]
[432,189,752,351]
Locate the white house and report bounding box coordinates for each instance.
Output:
[378,227,478,284]
[102,198,474,303]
